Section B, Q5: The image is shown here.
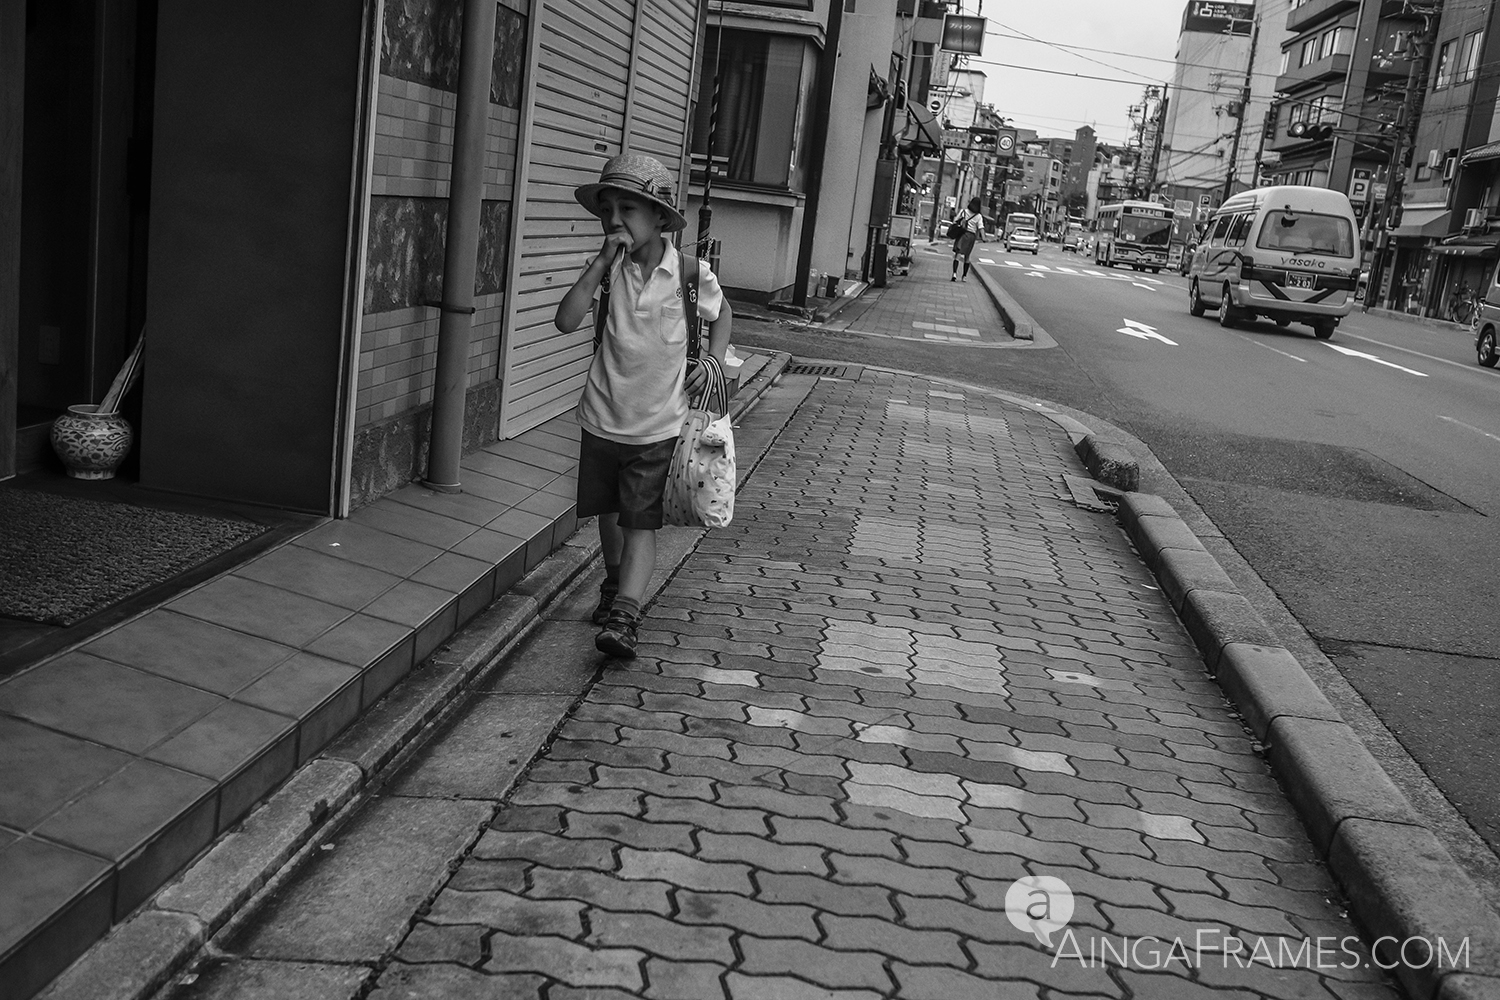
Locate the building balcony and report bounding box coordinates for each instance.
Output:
[1276,53,1350,94]
[1286,0,1358,34]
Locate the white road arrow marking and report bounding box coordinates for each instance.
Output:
[1026,271,1045,277]
[1325,343,1428,376]
[1116,318,1178,345]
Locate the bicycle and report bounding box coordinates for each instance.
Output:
[1446,282,1477,325]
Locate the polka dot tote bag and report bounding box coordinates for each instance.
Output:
[663,356,735,528]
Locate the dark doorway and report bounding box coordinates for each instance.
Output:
[15,0,156,477]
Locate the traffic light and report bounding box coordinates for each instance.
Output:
[1287,121,1334,141]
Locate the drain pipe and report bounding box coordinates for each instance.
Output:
[424,0,497,492]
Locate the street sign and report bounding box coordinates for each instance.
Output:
[1350,177,1370,202]
[940,14,986,54]
[929,99,943,114]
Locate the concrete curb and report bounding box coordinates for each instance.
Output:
[1361,305,1474,334]
[1074,433,1139,492]
[970,263,1036,341]
[811,281,870,324]
[34,353,794,1000]
[1118,489,1500,1000]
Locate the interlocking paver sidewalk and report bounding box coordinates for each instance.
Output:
[825,245,1011,344]
[335,370,1405,999]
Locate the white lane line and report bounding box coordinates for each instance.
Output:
[1131,283,1156,292]
[1026,271,1046,278]
[1003,260,1024,268]
[1439,415,1500,444]
[1031,263,1051,271]
[1325,343,1429,376]
[1084,270,1105,276]
[1339,330,1500,378]
[1055,266,1079,274]
[1238,335,1309,362]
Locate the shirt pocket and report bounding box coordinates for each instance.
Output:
[658,300,688,345]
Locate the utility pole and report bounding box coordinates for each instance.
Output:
[1147,88,1169,199]
[1252,102,1277,187]
[927,139,949,241]
[1128,94,1149,198]
[926,53,962,242]
[1221,16,1259,201]
[1368,2,1442,310]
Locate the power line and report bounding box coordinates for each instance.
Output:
[985,28,1286,82]
[988,20,1164,86]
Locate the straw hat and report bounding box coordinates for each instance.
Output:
[574,153,687,233]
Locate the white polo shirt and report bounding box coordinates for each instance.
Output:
[577,238,724,445]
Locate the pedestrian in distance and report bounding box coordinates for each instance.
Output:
[951,197,985,281]
[554,153,732,658]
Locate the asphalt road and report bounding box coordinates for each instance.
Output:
[732,240,1500,865]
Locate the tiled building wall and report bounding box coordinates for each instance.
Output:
[349,0,527,506]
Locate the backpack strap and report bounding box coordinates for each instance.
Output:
[593,268,611,352]
[594,254,699,354]
[681,255,701,359]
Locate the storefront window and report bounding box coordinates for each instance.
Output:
[692,28,819,192]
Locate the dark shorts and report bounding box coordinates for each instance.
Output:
[576,429,676,530]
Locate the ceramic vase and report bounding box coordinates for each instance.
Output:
[50,405,134,480]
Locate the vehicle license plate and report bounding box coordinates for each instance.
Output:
[1286,272,1314,290]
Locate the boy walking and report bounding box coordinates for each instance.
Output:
[554,153,732,658]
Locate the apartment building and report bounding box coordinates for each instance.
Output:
[1263,0,1417,193]
[1160,1,1291,210]
[1386,1,1500,316]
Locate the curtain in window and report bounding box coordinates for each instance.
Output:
[714,30,767,182]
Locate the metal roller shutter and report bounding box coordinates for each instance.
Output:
[499,0,700,437]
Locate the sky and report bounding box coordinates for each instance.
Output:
[957,1,1190,146]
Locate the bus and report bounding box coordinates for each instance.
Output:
[1093,201,1174,272]
[1003,211,1038,242]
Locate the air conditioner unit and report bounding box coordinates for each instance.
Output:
[1427,149,1443,169]
[1465,207,1486,229]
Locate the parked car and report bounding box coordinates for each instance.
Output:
[1062,224,1086,253]
[1186,185,1360,340]
[1006,228,1041,255]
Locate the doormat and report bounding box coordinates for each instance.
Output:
[0,488,269,626]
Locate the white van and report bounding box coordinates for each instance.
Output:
[1186,186,1361,340]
